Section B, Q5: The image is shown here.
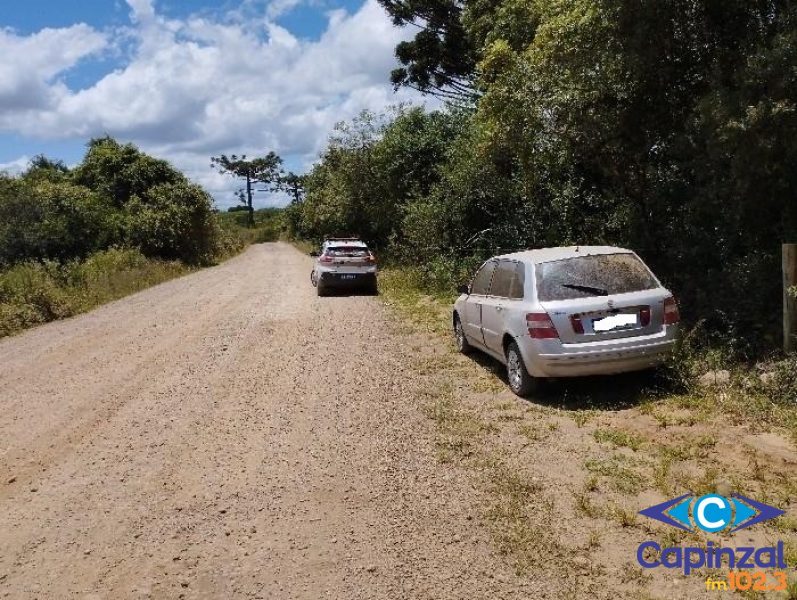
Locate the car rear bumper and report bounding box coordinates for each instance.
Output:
[319,272,376,288]
[522,328,678,378]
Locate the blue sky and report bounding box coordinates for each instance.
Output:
[0,0,421,207]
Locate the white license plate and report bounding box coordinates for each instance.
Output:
[593,313,637,332]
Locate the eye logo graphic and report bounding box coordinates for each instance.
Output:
[639,493,784,533]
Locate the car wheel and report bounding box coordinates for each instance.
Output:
[310,270,317,287]
[367,277,378,295]
[506,341,537,397]
[453,316,472,354]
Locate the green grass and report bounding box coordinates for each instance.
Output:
[517,422,551,442]
[378,268,455,335]
[574,489,604,519]
[571,411,597,428]
[0,248,190,338]
[482,459,569,575]
[592,427,645,451]
[584,456,648,495]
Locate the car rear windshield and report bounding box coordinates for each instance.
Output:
[535,253,658,301]
[325,246,369,257]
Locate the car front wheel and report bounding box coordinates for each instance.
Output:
[506,341,537,397]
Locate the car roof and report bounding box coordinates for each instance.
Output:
[323,239,368,248]
[495,246,634,264]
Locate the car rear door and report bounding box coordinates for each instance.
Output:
[480,260,523,354]
[463,260,496,346]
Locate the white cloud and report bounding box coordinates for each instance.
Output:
[0,25,107,111]
[0,0,430,207]
[0,155,30,176]
[126,0,156,23]
[266,0,305,19]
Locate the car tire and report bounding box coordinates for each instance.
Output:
[366,277,378,296]
[453,316,472,354]
[506,340,538,397]
[310,270,317,287]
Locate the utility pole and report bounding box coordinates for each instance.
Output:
[784,243,797,353]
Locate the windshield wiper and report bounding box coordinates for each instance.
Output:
[561,283,609,296]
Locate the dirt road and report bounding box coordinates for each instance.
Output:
[0,243,534,599]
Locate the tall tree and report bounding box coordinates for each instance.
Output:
[280,172,306,204]
[24,155,69,183]
[377,0,477,100]
[210,152,283,226]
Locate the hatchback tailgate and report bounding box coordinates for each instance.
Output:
[541,291,670,344]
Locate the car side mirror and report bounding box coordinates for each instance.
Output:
[310,251,319,257]
[457,284,470,295]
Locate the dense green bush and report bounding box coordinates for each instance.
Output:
[285,108,459,249]
[125,182,220,265]
[1,137,226,268]
[72,137,185,207]
[0,178,116,265]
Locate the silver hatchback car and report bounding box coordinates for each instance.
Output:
[452,246,680,396]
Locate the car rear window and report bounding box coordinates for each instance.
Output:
[326,246,369,257]
[535,253,658,301]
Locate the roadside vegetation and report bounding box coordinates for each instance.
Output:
[0,138,286,338]
[286,0,797,386]
[216,207,284,246]
[0,249,189,337]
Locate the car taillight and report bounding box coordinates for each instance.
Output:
[663,296,680,325]
[639,306,651,327]
[527,312,559,339]
[319,255,334,263]
[570,315,584,334]
[364,252,376,264]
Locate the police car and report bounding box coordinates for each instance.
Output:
[309,238,378,296]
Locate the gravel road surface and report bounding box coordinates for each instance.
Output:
[0,243,535,599]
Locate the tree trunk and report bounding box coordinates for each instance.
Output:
[246,172,254,228]
[784,243,797,353]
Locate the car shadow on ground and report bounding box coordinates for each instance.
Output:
[464,351,672,411]
[319,289,379,297]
